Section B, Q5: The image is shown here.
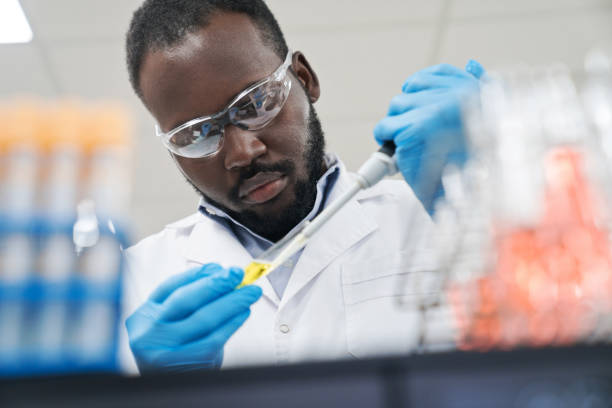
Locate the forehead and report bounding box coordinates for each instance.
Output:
[139,12,283,131]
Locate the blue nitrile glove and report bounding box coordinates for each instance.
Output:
[374,60,486,215]
[125,263,262,373]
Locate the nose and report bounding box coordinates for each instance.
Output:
[222,125,267,170]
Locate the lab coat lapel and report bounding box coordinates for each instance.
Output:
[280,172,379,307]
[183,218,279,305]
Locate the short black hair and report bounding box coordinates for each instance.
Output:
[126,0,289,98]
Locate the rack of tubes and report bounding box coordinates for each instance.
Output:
[0,100,131,376]
[395,51,612,354]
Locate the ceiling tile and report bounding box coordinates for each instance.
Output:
[0,43,56,97]
[437,8,612,72]
[449,0,612,20]
[20,0,142,42]
[266,0,444,29]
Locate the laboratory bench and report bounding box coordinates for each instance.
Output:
[1,344,611,407]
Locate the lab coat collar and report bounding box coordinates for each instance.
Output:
[279,167,379,307]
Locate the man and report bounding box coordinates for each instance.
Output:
[121,0,484,373]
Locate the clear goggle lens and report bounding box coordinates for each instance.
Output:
[228,80,290,128]
[159,53,293,159]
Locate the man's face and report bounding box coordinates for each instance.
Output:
[138,13,325,241]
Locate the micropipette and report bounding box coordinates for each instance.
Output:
[237,142,397,288]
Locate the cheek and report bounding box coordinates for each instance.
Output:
[174,155,229,197]
[267,88,311,158]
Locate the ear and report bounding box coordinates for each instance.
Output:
[291,51,320,103]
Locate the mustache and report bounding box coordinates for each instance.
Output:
[228,159,295,202]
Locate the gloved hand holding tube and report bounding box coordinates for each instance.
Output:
[374,60,486,214]
[125,263,261,373]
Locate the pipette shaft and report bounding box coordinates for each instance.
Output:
[238,142,397,287]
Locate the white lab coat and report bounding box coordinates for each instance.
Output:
[119,167,441,373]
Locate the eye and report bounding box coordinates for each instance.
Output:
[228,78,291,129]
[232,96,259,121]
[170,129,196,147]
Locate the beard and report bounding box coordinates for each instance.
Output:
[190,102,326,242]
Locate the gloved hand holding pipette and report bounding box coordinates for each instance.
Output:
[125,263,261,373]
[374,60,486,214]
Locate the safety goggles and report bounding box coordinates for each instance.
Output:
[155,50,293,158]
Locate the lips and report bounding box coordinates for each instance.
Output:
[238,171,288,204]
